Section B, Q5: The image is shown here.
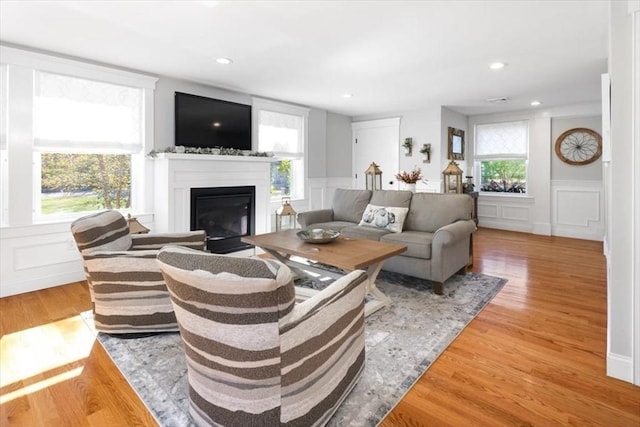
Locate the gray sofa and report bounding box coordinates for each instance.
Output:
[297,188,476,294]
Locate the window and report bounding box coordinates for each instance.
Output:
[33,72,142,218]
[475,120,528,193]
[254,99,308,201]
[0,45,156,226]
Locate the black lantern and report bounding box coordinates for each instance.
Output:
[442,160,463,193]
[275,197,297,231]
[365,162,383,190]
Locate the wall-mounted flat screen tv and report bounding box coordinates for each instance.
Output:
[175,92,252,151]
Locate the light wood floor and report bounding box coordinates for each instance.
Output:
[1,228,639,426]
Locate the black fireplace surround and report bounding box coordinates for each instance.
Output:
[190,186,255,254]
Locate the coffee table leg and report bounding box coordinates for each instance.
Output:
[364,262,391,317]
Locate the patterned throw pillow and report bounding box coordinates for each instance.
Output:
[358,204,409,233]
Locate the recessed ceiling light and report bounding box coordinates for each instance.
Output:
[342,93,354,98]
[489,62,506,70]
[530,100,542,106]
[216,57,233,65]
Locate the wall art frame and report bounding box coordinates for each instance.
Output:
[447,127,465,161]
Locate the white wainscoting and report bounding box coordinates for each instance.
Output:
[477,194,535,233]
[308,177,354,210]
[551,180,604,241]
[0,213,155,297]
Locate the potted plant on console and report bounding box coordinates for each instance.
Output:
[395,166,424,192]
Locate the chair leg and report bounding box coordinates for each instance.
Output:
[434,282,444,295]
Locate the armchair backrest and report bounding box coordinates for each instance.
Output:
[157,245,297,426]
[70,210,132,255]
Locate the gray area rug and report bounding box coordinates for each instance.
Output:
[94,271,506,426]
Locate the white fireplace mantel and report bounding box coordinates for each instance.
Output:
[153,153,275,236]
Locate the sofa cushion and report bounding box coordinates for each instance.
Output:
[358,204,409,233]
[369,190,413,208]
[404,193,472,233]
[340,225,392,241]
[333,189,372,223]
[305,221,358,232]
[381,230,433,259]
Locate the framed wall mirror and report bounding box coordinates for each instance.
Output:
[447,127,465,161]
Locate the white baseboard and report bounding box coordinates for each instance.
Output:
[477,219,532,234]
[607,352,634,383]
[1,270,86,298]
[532,222,551,236]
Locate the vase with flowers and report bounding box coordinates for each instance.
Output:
[395,166,424,192]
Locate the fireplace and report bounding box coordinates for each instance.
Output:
[190,186,255,254]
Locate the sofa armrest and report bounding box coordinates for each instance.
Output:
[297,209,334,229]
[130,231,206,250]
[432,219,476,248]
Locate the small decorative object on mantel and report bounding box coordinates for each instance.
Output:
[442,160,463,193]
[365,162,383,190]
[395,166,424,192]
[402,138,413,156]
[419,144,431,163]
[147,146,273,158]
[275,197,297,231]
[127,214,150,234]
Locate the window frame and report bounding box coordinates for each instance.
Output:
[0,45,157,226]
[473,120,530,196]
[252,97,309,202]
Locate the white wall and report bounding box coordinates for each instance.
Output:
[551,115,603,181]
[605,0,639,385]
[352,107,445,193]
[399,107,442,192]
[326,112,353,178]
[468,103,602,238]
[550,115,604,240]
[441,107,469,174]
[154,77,252,152]
[0,48,351,297]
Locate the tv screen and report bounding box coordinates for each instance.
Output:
[175,92,252,151]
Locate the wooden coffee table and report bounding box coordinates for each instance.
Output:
[242,230,407,316]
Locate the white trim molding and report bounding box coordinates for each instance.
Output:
[477,194,535,234]
[607,352,634,383]
[551,180,604,241]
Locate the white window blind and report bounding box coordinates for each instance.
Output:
[34,71,143,153]
[258,110,303,154]
[475,120,528,159]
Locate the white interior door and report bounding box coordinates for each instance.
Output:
[352,118,400,190]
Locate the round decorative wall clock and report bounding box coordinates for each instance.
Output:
[554,127,602,165]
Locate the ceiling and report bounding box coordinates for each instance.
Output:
[0,0,609,118]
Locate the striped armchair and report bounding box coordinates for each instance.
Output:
[157,245,367,427]
[70,210,206,334]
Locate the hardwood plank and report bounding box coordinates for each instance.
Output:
[382,228,640,427]
[2,228,639,426]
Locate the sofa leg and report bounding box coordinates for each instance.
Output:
[457,265,468,275]
[434,282,444,295]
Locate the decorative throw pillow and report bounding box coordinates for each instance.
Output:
[358,204,409,233]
